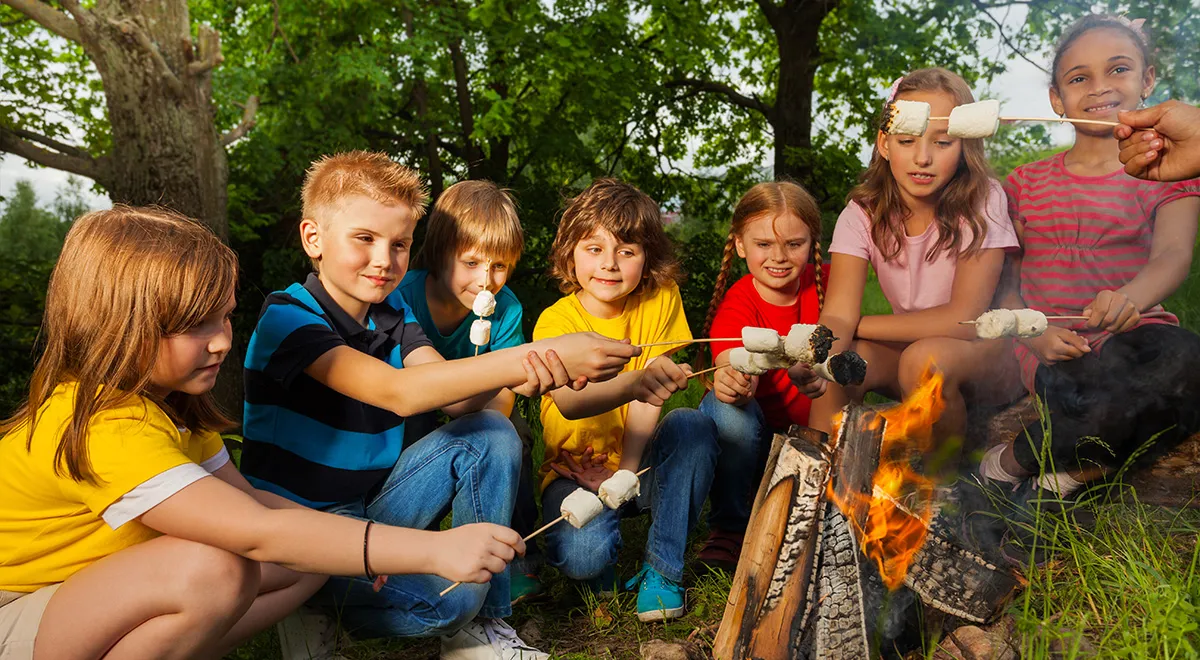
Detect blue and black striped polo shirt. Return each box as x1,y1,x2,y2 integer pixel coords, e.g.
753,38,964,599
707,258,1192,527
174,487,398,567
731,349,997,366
240,274,432,508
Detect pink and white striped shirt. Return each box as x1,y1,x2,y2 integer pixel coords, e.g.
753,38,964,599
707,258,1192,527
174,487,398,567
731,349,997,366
1005,152,1200,390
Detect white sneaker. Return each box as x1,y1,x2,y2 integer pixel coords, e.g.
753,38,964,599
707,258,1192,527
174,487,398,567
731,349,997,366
440,618,550,660
277,606,347,660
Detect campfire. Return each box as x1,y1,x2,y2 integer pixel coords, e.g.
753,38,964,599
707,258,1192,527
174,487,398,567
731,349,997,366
713,365,1022,660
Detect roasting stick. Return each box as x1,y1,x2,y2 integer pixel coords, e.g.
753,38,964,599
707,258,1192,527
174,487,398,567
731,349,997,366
687,364,722,380
929,115,1118,128
439,467,653,597
959,315,1088,325
635,337,739,348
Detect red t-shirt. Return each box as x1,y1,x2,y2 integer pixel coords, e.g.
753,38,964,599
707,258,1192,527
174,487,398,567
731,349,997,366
709,265,827,430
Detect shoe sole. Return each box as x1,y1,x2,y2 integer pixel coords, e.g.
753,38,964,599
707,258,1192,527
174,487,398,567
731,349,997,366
636,605,685,622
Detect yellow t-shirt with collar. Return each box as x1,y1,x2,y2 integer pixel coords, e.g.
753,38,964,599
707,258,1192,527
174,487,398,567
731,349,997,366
0,383,225,592
533,282,691,491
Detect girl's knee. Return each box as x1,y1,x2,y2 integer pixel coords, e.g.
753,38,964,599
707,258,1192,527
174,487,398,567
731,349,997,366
171,541,259,612
700,392,763,446
657,409,718,454
546,526,619,581
899,339,954,390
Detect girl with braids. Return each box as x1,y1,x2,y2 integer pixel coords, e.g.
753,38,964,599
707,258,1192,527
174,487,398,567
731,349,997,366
695,181,829,570
802,67,1020,456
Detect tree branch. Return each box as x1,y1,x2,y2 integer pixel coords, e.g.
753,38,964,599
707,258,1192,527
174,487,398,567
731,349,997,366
187,24,223,76
0,0,81,42
0,127,105,182
8,127,89,158
220,96,259,147
967,0,1048,73
109,17,185,96
267,0,300,64
663,78,773,118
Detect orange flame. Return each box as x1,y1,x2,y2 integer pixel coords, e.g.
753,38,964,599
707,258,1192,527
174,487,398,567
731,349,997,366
829,362,944,590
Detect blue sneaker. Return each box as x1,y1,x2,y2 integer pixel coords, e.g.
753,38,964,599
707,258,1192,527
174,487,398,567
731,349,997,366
585,565,618,599
625,565,685,622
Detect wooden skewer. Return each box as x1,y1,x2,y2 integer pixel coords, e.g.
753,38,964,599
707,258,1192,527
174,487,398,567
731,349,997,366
929,115,1119,128
439,467,652,597
687,364,722,380
635,337,739,349
959,315,1088,325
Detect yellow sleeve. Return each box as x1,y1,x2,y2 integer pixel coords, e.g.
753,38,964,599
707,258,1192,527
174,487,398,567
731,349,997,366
194,429,226,464
533,298,579,341
643,283,693,362
59,407,197,516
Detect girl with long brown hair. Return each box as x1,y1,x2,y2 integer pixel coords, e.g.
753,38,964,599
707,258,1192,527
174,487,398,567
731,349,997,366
0,206,530,659
804,68,1020,451
693,180,828,570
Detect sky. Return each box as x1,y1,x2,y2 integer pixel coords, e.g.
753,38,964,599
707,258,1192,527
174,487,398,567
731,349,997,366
0,6,1075,212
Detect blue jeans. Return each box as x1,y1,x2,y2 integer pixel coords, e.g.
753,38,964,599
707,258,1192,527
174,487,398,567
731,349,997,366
699,391,772,534
541,408,718,583
313,410,521,638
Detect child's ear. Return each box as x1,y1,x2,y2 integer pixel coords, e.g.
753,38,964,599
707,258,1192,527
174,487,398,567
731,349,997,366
734,234,747,259
1048,85,1066,117
299,217,323,261
875,131,891,161
1141,65,1156,101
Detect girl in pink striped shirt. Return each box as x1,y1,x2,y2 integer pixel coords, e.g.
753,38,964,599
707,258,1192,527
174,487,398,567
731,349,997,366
981,15,1200,503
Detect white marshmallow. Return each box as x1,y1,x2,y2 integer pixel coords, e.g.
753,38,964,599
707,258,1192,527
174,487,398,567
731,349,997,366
948,100,1001,139
742,327,784,354
1013,309,1048,338
728,347,768,375
598,469,640,509
469,319,492,346
885,100,932,136
751,351,794,371
812,358,834,382
784,324,821,364
561,488,605,528
974,309,1018,340
472,290,497,317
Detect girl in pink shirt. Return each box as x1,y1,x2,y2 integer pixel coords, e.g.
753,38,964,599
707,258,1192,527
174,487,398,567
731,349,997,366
805,68,1021,452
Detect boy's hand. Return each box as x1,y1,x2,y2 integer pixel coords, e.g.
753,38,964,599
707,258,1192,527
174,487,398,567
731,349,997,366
788,362,828,398
634,355,692,406
538,333,641,383
511,350,587,397
431,523,526,584
714,366,757,405
1022,326,1091,365
550,447,613,492
1083,290,1140,334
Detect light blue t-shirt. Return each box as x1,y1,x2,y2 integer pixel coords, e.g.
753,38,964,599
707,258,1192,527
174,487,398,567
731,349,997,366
394,269,525,360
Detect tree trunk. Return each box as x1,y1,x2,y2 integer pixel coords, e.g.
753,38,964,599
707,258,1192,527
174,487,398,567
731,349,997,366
769,3,827,188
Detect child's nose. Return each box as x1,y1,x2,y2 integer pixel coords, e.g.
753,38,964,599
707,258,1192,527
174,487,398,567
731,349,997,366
914,141,933,165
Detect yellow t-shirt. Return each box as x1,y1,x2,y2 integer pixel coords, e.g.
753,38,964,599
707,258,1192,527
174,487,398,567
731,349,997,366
0,383,225,592
533,282,691,490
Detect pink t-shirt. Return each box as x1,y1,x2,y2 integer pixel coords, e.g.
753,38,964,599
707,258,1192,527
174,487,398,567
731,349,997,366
829,179,1018,314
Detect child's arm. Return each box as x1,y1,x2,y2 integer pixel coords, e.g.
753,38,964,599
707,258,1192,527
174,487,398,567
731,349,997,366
1087,197,1200,331
140,475,522,584
547,355,690,420
305,333,637,419
818,253,869,355
212,461,307,511
855,248,1005,342
617,400,662,472
402,345,504,416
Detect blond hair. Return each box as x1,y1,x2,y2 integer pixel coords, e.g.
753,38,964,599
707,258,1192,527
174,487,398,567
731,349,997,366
412,180,523,274
853,68,995,262
301,151,429,270
548,179,681,296
0,206,237,484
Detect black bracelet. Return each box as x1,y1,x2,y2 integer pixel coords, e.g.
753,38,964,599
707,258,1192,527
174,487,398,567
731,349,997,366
363,520,376,580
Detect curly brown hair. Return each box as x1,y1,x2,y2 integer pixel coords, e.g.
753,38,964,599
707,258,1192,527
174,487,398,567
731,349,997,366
548,179,682,295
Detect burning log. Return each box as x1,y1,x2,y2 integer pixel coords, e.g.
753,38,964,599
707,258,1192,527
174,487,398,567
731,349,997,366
903,515,1023,624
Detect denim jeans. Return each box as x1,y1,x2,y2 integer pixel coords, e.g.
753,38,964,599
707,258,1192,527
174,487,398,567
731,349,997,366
541,408,718,583
699,391,773,535
313,409,521,638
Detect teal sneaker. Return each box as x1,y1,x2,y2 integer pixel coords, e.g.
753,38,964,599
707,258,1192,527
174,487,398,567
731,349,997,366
625,565,685,622
585,565,618,599
510,572,545,605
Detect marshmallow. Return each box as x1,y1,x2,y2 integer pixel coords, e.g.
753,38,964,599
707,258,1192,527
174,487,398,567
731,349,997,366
728,347,768,375
883,100,932,136
974,309,1018,340
784,324,835,366
470,319,492,346
472,290,497,317
598,469,640,509
751,351,794,371
561,488,605,528
1013,309,1048,338
812,351,868,387
948,100,1001,139
742,327,784,354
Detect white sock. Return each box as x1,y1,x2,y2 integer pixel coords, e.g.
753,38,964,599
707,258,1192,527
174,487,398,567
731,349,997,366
979,445,1022,485
1035,471,1085,498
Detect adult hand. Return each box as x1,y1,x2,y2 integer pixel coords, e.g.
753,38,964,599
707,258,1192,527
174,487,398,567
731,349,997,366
550,447,614,492
1083,290,1140,334
1116,101,1200,182
431,523,525,584
713,365,757,405
1022,326,1091,366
